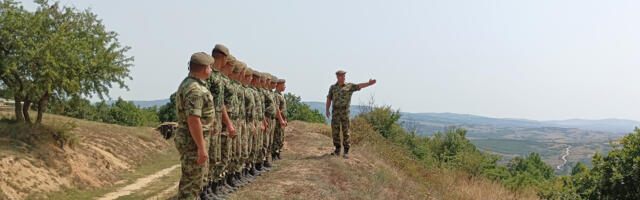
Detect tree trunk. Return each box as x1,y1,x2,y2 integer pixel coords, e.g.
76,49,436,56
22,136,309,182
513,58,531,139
36,92,50,124
14,95,24,121
23,100,32,123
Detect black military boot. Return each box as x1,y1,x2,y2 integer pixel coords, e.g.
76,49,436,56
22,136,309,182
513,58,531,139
226,174,239,189
233,172,245,186
343,147,350,159
216,179,231,196
276,152,282,160
264,159,276,169
250,165,260,176
243,169,253,183
331,147,341,156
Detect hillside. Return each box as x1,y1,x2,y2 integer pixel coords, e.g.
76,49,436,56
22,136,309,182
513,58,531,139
0,113,537,200
0,111,176,200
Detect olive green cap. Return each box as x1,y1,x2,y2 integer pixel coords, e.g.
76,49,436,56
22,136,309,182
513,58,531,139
232,61,246,73
259,73,267,81
225,55,237,66
244,68,254,76
190,52,214,66
335,70,346,75
270,75,278,83
252,71,262,78
276,79,286,84
213,44,229,56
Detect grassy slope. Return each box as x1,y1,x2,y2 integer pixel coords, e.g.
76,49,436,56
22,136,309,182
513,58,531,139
229,120,539,200
0,111,176,200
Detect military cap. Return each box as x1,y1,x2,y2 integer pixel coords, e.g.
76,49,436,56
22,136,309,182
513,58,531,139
270,75,278,83
335,70,346,75
213,44,229,56
276,79,286,84
264,73,273,80
252,71,262,78
226,55,237,66
244,68,254,76
190,52,214,66
232,61,246,73
258,73,267,81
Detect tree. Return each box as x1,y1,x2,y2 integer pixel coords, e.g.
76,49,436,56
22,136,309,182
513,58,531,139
0,0,133,124
284,93,325,123
158,93,177,122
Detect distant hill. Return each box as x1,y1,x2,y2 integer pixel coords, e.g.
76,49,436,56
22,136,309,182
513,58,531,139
302,101,640,134
104,99,170,108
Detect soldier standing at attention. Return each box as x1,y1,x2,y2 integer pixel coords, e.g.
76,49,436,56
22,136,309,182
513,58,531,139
219,56,239,191
175,52,215,199
250,71,266,173
273,79,287,160
261,74,276,169
326,70,376,158
203,45,234,198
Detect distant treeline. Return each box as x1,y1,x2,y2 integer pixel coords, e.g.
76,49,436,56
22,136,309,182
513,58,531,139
48,96,159,127
356,105,640,199
47,92,325,128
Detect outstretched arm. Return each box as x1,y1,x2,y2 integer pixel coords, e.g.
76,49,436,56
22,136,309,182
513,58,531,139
357,79,377,89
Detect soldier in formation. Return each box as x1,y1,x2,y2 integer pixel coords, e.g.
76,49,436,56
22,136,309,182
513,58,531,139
175,45,288,200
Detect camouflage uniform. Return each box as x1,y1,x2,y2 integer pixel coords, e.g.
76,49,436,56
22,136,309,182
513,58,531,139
206,68,226,183
243,86,256,167
175,75,215,200
273,91,286,154
236,81,247,173
221,75,237,178
228,80,244,173
251,86,264,163
262,88,276,158
327,83,360,150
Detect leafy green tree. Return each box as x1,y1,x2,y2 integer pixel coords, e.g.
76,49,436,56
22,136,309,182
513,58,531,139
158,93,177,122
0,0,132,124
586,128,640,199
284,93,325,123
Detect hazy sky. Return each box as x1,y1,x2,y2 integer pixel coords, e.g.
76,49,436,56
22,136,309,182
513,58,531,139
21,0,640,121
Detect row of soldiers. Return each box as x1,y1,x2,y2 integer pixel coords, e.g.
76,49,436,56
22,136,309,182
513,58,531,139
173,44,288,200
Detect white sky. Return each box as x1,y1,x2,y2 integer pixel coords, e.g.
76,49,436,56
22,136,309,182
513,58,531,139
21,0,640,121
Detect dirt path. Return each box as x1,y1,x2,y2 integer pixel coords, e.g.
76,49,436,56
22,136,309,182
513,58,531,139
228,124,428,200
96,164,179,200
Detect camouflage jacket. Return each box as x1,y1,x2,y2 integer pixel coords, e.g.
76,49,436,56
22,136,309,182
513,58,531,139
276,91,287,120
243,85,256,123
327,82,360,111
206,69,227,118
175,75,215,132
252,87,264,121
262,88,276,119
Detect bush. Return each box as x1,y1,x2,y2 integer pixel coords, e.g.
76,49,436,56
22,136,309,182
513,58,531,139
285,93,325,123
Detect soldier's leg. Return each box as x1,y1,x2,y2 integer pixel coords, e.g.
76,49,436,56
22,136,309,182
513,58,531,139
342,116,351,151
269,118,277,157
220,132,231,178
176,132,208,200
331,114,342,150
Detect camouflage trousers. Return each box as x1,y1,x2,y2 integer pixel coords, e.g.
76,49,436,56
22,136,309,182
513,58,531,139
175,129,210,200
237,120,249,172
245,121,255,167
252,122,263,163
273,122,284,154
331,109,351,150
262,118,274,160
208,116,222,182
229,119,244,173
219,131,232,179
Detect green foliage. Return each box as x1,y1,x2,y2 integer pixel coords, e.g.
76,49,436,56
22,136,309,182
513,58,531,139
358,105,401,138
48,97,160,127
0,0,133,123
284,93,325,123
158,93,176,122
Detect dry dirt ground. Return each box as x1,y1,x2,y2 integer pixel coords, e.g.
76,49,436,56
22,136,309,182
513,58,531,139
0,112,174,200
